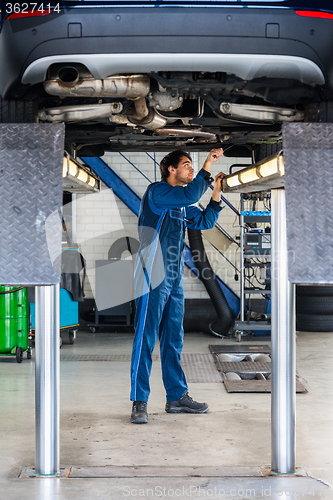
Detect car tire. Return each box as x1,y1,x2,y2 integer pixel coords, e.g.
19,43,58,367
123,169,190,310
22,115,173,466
296,285,333,297
296,313,333,333
303,101,333,123
0,98,37,123
296,295,333,315
255,141,283,162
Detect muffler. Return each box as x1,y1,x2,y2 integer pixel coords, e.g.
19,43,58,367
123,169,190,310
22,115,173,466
44,69,150,98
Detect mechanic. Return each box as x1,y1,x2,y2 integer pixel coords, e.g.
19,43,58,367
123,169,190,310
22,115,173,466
130,148,224,424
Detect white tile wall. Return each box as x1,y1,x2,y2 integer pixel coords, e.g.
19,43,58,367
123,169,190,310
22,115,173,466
76,151,253,301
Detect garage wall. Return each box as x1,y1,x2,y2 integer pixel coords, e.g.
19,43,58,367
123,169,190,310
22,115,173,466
76,151,247,301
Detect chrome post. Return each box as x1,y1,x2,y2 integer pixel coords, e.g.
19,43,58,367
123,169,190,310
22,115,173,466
240,194,245,322
35,284,60,475
271,189,296,474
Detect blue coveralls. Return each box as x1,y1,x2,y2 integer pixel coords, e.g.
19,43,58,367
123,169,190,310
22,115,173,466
130,168,223,403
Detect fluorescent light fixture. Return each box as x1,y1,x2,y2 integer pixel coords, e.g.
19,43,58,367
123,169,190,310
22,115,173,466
63,153,100,193
226,176,242,188
87,176,96,188
76,169,89,183
223,153,284,193
239,168,260,184
259,156,285,177
68,159,78,177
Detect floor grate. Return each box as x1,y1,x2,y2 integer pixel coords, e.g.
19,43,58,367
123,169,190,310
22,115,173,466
217,361,272,374
59,352,219,383
181,353,221,383
209,345,308,393
60,354,159,362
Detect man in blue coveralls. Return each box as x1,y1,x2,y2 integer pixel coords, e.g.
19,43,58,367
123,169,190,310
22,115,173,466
131,148,224,424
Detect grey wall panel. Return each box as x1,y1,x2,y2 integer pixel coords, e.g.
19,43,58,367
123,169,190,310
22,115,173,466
283,123,333,284
0,124,65,284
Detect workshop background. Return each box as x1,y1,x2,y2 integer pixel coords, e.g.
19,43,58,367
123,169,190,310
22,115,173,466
76,152,249,304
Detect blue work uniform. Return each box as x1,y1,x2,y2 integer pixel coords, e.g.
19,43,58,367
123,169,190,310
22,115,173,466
130,168,223,403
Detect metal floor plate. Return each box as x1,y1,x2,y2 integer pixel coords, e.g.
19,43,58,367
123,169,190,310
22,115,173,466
19,467,330,498
181,353,221,383
209,345,271,355
60,353,219,383
224,379,308,394
19,464,310,478
209,345,307,394
60,354,159,362
217,361,272,374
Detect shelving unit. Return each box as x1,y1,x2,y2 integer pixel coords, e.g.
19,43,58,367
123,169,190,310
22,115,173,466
234,194,272,341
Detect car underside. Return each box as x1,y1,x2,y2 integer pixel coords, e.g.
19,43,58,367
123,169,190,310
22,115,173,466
1,1,333,156
36,66,320,156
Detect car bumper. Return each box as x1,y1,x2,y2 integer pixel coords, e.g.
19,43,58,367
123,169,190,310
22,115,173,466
1,6,333,98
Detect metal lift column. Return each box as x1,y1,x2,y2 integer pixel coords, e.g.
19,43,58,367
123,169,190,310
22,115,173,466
271,188,296,474
0,124,65,476
35,284,60,475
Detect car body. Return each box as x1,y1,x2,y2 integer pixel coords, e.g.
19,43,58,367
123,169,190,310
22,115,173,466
1,0,333,155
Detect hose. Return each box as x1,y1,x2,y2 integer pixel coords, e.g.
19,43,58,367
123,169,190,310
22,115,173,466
183,318,214,335
108,236,140,260
187,228,235,337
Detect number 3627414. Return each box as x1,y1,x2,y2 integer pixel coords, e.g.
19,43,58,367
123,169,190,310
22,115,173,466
6,3,61,14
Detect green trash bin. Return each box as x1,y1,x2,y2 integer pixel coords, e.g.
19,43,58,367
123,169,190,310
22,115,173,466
17,288,30,355
0,286,31,362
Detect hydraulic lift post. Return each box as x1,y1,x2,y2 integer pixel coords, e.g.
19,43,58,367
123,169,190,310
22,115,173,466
271,188,296,474
35,284,60,475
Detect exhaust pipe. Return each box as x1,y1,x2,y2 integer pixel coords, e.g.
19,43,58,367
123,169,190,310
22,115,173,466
128,108,167,130
57,66,80,87
44,70,150,98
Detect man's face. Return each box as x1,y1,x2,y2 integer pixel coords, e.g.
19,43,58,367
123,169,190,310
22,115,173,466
172,156,194,185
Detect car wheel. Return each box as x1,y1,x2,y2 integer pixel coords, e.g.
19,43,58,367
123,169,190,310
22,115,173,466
0,98,37,123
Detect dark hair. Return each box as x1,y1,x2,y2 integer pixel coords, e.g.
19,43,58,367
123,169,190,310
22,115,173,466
159,150,192,180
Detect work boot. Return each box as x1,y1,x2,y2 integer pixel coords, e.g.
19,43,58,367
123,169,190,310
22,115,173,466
131,401,148,424
165,392,209,414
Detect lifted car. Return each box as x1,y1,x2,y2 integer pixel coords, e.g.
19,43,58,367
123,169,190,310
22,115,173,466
1,0,333,156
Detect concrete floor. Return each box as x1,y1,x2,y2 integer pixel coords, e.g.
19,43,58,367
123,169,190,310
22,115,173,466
0,329,332,499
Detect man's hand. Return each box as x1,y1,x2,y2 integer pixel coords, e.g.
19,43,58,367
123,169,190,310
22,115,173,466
209,148,224,163
203,148,224,172
211,172,226,202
